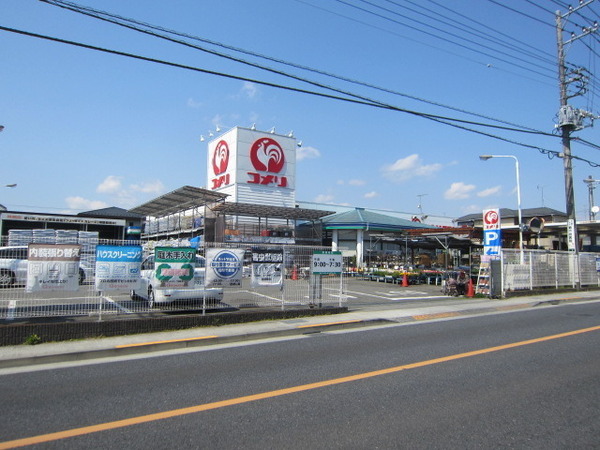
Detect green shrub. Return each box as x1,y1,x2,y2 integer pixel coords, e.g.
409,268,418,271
24,334,42,345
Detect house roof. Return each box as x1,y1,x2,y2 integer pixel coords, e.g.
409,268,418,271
456,207,566,223
320,208,432,231
79,206,144,220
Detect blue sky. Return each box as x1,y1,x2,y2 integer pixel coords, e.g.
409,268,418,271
2,0,600,223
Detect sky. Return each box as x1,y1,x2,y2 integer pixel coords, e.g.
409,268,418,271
2,0,600,225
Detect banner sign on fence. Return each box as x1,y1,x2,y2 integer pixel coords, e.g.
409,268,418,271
567,219,576,251
251,248,283,287
154,247,196,289
26,244,82,292
206,248,245,287
483,208,501,256
95,245,142,291
311,251,343,274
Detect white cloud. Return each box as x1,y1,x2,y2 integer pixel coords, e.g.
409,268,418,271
337,179,366,186
444,182,476,200
92,177,166,209
297,146,321,161
187,98,202,108
349,179,366,186
130,180,165,194
315,194,334,203
387,153,420,171
382,154,442,182
65,196,108,211
461,204,481,214
241,82,258,99
415,163,443,177
364,191,378,198
477,185,501,197
96,176,122,194
211,114,224,128
248,112,259,124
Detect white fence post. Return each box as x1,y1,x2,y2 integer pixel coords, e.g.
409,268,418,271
529,250,533,290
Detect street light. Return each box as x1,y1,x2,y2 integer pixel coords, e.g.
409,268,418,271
479,154,524,263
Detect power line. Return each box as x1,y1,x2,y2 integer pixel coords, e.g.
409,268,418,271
387,0,556,68
40,0,552,134
296,0,557,89
3,24,586,165
334,0,556,80
10,4,600,167
422,0,556,65
487,0,556,28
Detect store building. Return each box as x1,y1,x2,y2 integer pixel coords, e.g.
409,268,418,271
0,207,143,243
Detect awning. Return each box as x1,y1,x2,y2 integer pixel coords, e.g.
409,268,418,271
129,186,228,217
210,202,334,221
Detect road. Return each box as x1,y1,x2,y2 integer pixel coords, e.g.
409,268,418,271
0,301,598,449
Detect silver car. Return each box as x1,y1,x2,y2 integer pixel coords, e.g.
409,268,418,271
130,254,224,308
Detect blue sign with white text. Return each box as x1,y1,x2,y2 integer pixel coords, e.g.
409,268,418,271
95,245,142,291
483,229,501,255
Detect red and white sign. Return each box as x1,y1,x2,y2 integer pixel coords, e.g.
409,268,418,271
483,209,500,230
210,140,231,189
483,208,501,256
247,137,287,187
207,127,296,193
206,127,296,208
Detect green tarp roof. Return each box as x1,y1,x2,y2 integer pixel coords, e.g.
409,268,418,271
320,208,432,231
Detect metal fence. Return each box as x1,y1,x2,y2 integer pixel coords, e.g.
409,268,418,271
0,236,346,320
500,248,600,294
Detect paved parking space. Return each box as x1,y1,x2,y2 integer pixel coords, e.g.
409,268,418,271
343,278,456,311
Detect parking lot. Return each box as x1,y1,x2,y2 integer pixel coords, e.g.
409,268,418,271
341,277,461,312
0,274,462,321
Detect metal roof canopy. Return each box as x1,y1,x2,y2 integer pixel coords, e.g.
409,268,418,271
129,186,228,217
211,202,334,221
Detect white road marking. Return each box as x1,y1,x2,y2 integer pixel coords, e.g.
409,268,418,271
346,289,447,301
102,296,132,314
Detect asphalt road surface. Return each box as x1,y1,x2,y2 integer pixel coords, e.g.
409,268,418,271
0,301,598,449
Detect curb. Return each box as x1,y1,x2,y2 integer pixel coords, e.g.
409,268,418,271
0,318,393,369
2,295,598,370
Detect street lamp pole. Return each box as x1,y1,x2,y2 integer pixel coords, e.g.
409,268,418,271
480,154,524,263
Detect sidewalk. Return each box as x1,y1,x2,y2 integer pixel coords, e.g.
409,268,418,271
1,290,599,369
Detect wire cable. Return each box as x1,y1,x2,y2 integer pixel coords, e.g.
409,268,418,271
3,24,587,166
39,0,553,135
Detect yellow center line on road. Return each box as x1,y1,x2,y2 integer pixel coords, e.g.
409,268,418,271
412,312,461,320
297,319,362,328
495,304,531,312
2,324,599,449
115,336,219,348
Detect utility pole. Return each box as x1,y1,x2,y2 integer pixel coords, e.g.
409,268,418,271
583,175,600,220
555,2,598,254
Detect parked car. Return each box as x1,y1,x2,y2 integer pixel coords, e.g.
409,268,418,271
130,254,224,308
0,245,93,287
